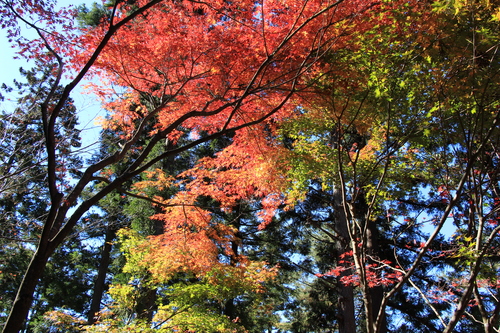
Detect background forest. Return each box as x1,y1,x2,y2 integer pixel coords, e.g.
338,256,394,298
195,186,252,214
1,0,500,332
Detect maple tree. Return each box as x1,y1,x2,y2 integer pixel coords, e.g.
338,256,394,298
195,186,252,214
78,226,278,332
149,0,500,332
281,2,500,332
0,0,386,332
283,1,500,332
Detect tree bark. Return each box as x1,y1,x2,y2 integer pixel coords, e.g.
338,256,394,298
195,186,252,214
333,188,356,333
2,246,52,333
87,227,117,324
366,220,387,333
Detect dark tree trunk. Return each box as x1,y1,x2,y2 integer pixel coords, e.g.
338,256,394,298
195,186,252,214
87,227,117,324
3,246,52,333
333,188,356,333
366,220,387,333
223,206,242,321
136,289,157,322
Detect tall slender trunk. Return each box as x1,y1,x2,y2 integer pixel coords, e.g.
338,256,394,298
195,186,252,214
224,205,242,321
88,227,117,324
135,218,165,322
333,188,356,333
366,220,387,333
336,280,356,333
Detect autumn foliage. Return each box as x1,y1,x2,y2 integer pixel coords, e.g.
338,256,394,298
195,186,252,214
77,1,500,331
2,0,500,332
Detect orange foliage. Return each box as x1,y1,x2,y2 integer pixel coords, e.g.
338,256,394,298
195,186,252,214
77,0,384,136
82,0,420,286
176,126,290,227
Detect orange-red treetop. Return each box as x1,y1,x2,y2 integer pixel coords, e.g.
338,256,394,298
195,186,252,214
79,0,413,270
77,0,383,137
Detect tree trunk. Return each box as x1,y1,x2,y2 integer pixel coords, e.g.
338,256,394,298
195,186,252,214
336,281,356,333
136,289,157,322
224,206,242,321
2,246,51,333
366,220,387,333
333,188,356,333
87,227,117,324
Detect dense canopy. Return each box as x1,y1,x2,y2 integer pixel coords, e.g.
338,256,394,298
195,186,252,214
1,0,500,332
